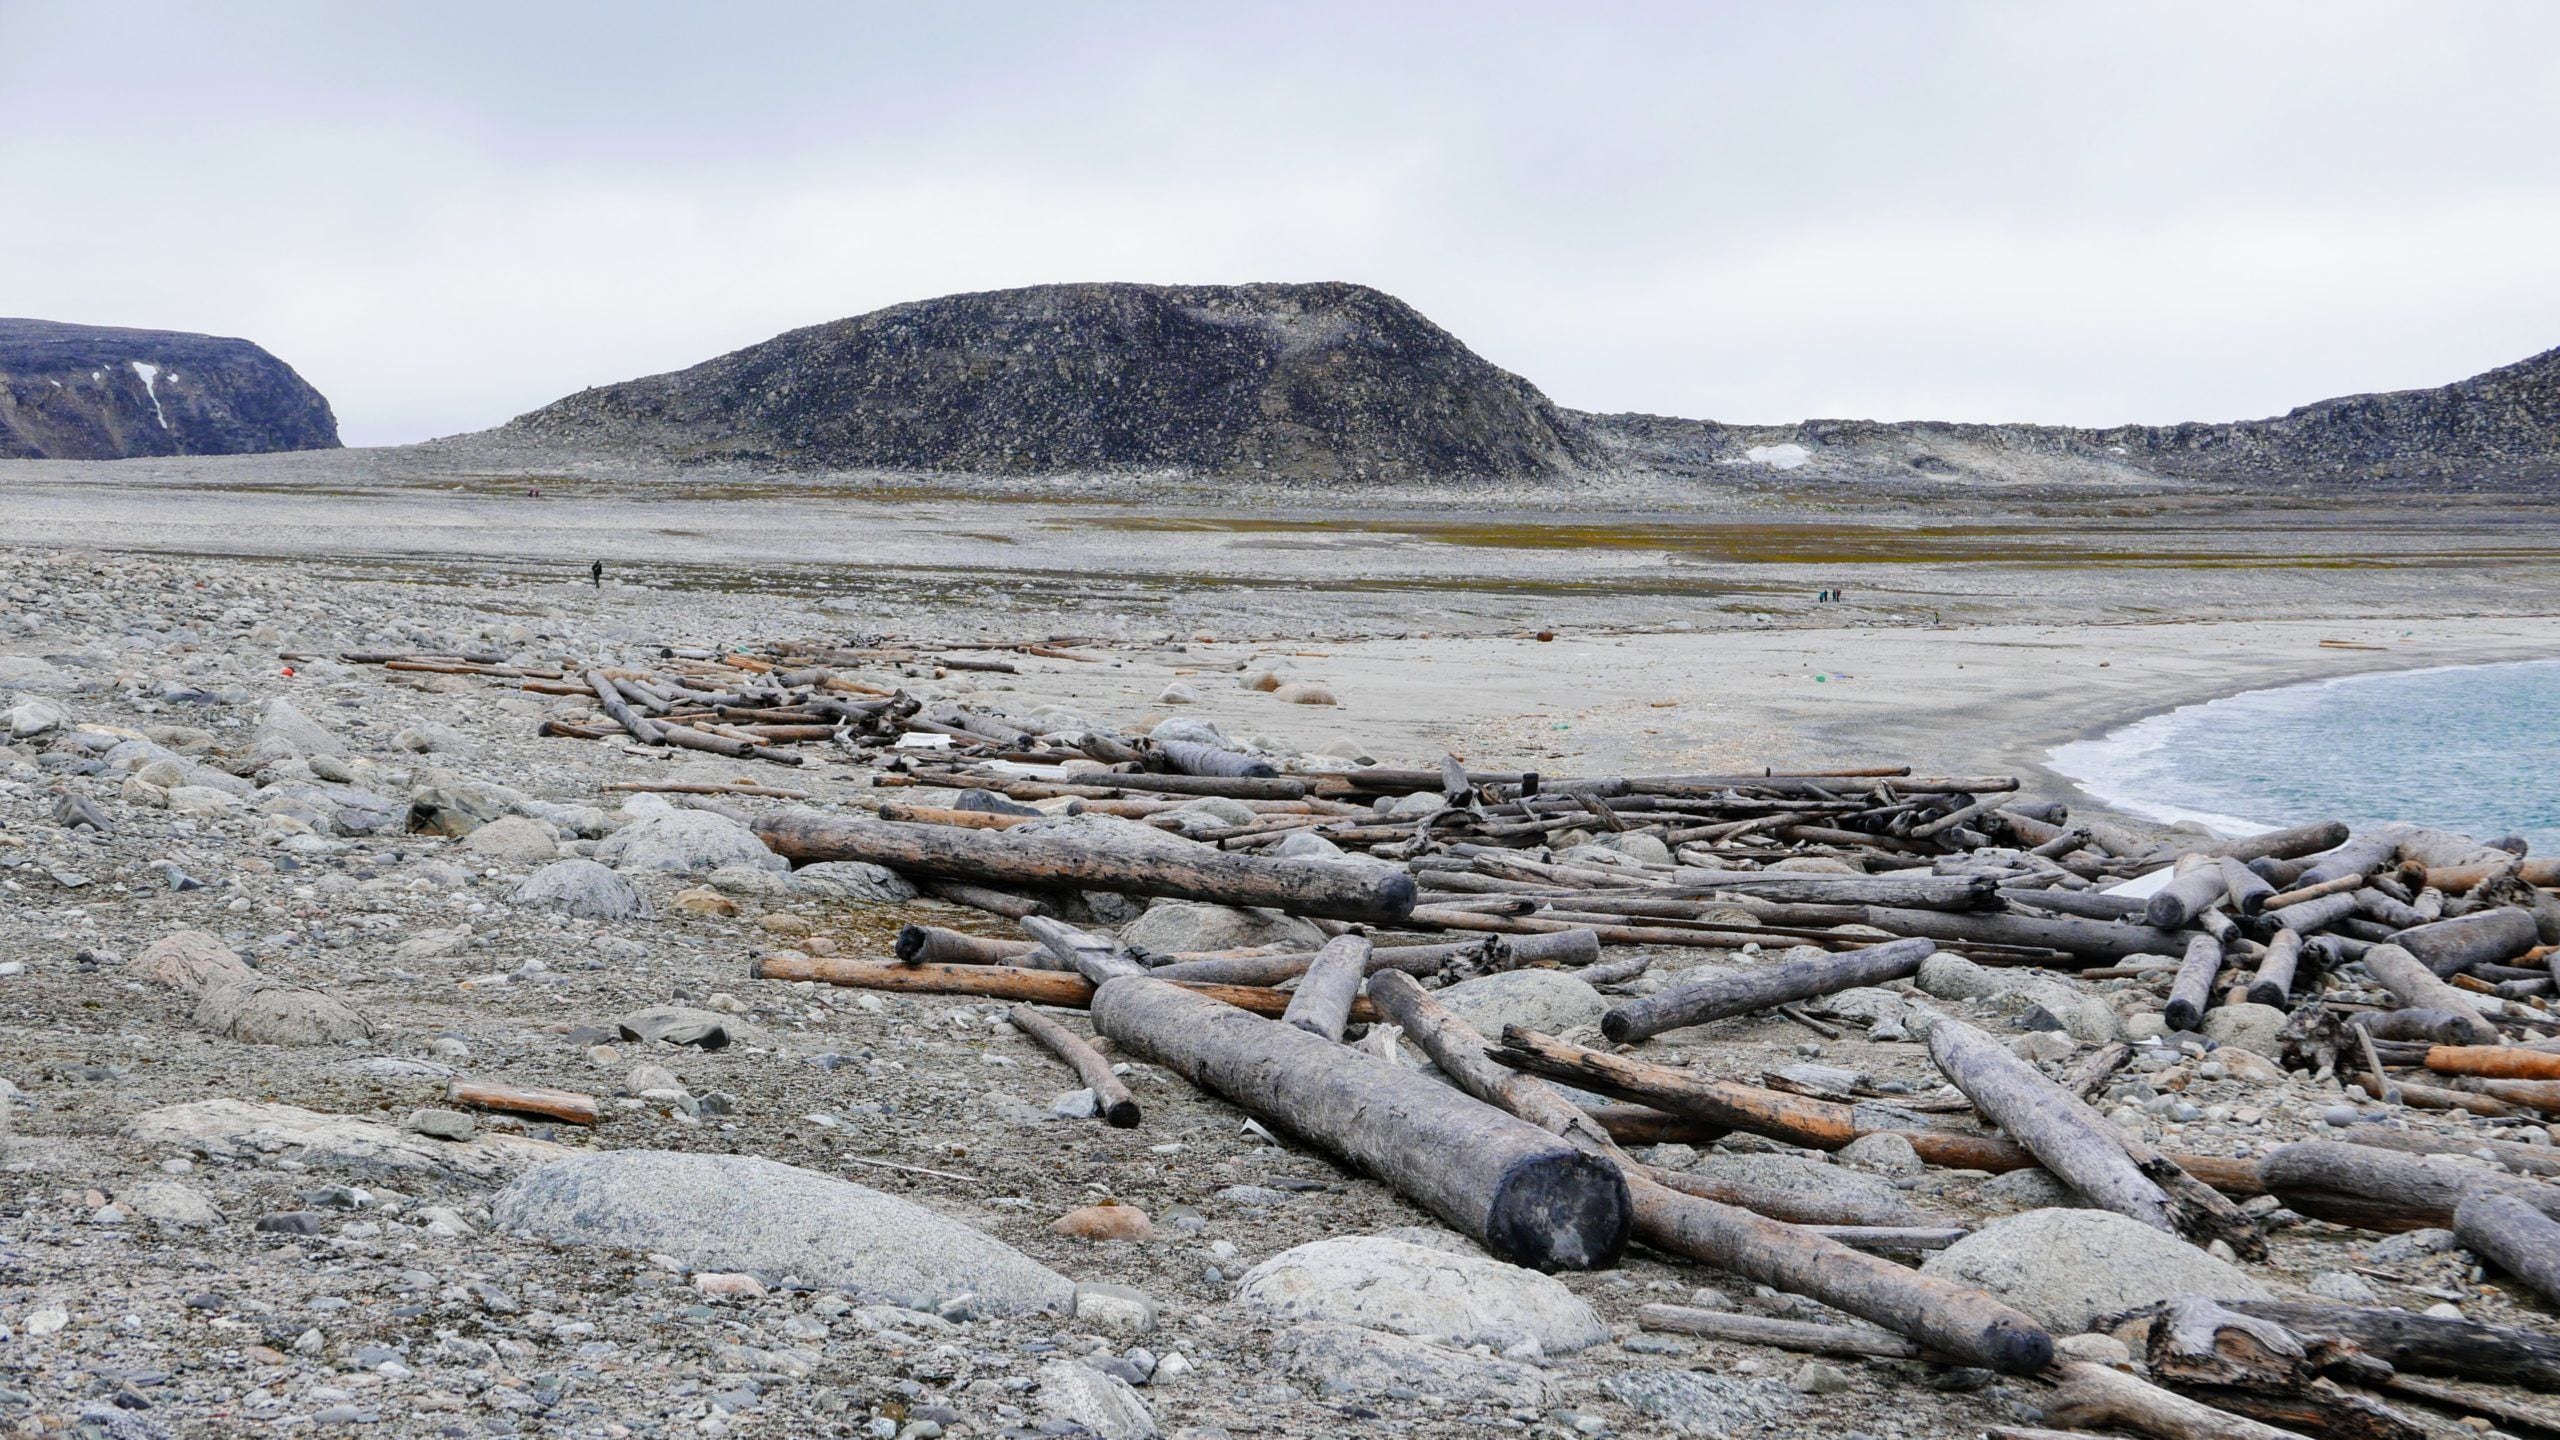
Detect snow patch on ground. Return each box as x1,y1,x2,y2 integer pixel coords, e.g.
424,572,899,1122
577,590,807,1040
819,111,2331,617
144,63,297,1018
131,361,171,429
1745,443,1810,470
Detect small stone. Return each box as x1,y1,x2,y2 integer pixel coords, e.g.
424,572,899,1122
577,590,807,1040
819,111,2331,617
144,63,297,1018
674,888,739,916
1073,1283,1159,1335
2370,1228,2458,1263
406,1108,477,1141
1837,1132,1923,1177
2307,1270,2379,1303
694,1272,769,1298
2055,1332,2133,1367
1787,1361,1853,1395
1272,681,1337,706
1053,1203,1153,1241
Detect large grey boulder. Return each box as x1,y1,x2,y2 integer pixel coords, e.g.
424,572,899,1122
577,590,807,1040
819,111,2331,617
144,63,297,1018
511,859,650,920
1235,1234,1606,1354
135,930,255,994
1920,1207,2270,1331
1270,1322,1555,1405
596,810,784,875
788,861,919,904
196,976,373,1046
1118,900,1326,954
492,1150,1074,1316
253,699,346,758
1431,970,1607,1040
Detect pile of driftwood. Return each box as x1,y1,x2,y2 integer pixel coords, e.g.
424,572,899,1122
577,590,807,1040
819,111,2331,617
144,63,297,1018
372,640,2560,1436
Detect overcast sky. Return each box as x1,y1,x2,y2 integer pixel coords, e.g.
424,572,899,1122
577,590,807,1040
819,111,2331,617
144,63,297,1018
7,2,2558,446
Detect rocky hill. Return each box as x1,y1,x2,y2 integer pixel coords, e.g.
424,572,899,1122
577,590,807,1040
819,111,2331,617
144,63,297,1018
0,319,340,461
499,280,2559,491
504,282,1597,483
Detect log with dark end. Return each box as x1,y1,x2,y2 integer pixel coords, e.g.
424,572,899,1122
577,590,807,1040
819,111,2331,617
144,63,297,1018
1364,970,2055,1376
1279,934,1372,1040
1600,937,1934,1043
2454,1191,2560,1306
2246,929,2304,1007
896,925,1043,966
2219,856,2278,915
1007,1004,1141,1126
2164,932,2224,1033
1089,976,1631,1270
2147,855,2231,929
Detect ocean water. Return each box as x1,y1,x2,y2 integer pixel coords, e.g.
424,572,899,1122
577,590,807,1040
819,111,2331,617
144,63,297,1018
2049,657,2560,851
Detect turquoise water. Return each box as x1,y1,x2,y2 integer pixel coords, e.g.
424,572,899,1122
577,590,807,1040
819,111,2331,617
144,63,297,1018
2050,657,2560,851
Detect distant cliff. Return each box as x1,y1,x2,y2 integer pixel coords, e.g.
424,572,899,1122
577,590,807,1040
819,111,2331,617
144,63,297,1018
504,282,1596,483
0,320,340,460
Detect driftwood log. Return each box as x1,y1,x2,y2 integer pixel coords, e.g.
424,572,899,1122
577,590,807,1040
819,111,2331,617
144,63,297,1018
1364,970,2055,1375
1858,906,2189,962
753,954,1379,1023
2259,1139,2560,1232
2163,933,2224,1032
2224,1299,2560,1389
2246,929,2304,1007
2134,1297,2426,1440
1600,938,1934,1043
447,1080,600,1126
2393,907,2539,977
1635,1304,1924,1359
753,809,1416,922
1279,934,1371,1040
1006,1005,1140,1127
2358,944,2501,1044
1089,976,1631,1270
2041,1360,2310,1440
2454,1191,2560,1307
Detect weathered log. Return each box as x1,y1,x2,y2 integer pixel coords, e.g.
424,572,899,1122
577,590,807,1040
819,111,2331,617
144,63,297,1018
2164,933,2225,1032
1859,906,2190,961
2423,1043,2560,1081
2295,828,2406,887
1672,871,2000,911
2136,1296,2427,1440
2259,872,2370,912
586,668,662,743
1644,1166,1925,1228
1006,1005,1139,1126
753,954,1376,1021
1090,976,1630,1269
2224,1299,2560,1389
1365,971,2054,1375
2346,1008,2485,1046
2042,1360,2311,1440
2260,1139,2560,1232
895,925,1043,966
1280,935,1371,1040
2393,908,2539,977
2455,1191,2560,1306
2338,1126,2560,1179
2358,944,2501,1044
753,809,1415,922
2148,855,2232,929
1635,1304,1924,1359
1155,738,1278,779
2004,888,2154,922
2246,929,2304,1007
916,878,1056,920
1021,915,1148,983
1926,1016,2180,1235
1586,1105,1725,1147
2219,857,2277,915
447,1079,599,1126
2423,856,2560,892
2264,890,2362,936
1600,937,1935,1043
2159,820,2353,867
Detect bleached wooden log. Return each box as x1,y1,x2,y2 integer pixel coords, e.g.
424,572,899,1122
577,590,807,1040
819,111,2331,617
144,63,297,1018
2391,907,2538,977
2164,933,2225,1032
2454,1192,2560,1306
1089,976,1631,1270
1280,934,1371,1040
1600,937,1934,1043
1007,1005,1140,1126
2358,944,2501,1045
1926,1017,2180,1234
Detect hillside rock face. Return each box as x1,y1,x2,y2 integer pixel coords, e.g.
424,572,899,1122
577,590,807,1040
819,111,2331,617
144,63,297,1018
506,282,1596,483
0,319,340,461
1588,345,2560,492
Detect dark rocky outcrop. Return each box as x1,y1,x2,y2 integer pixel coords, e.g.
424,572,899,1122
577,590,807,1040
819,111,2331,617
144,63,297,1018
499,279,2558,491
505,282,1596,483
0,319,339,460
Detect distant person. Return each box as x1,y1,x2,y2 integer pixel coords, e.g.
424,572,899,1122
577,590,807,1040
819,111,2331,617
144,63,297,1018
590,560,603,590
